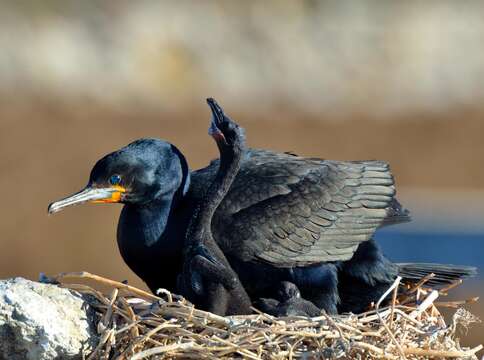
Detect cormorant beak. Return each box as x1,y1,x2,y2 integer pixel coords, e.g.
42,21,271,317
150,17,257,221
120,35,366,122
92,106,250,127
208,120,226,144
207,98,227,144
47,185,126,214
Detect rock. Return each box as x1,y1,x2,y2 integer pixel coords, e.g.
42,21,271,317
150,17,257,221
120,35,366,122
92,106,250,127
0,277,96,360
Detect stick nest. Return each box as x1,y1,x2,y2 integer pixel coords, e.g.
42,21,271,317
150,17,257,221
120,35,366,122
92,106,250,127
48,272,481,359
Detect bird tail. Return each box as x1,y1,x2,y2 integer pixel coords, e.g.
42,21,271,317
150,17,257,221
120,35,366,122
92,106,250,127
397,263,477,288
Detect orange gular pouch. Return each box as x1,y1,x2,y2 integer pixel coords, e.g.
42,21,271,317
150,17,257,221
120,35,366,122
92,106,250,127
91,185,126,203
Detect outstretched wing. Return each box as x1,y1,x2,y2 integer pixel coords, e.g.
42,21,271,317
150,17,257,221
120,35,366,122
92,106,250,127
190,149,403,268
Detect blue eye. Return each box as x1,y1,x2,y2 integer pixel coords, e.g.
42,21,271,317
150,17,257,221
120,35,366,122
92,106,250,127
109,175,121,186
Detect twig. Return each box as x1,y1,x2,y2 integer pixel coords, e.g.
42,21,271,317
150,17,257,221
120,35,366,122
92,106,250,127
50,271,481,360
389,275,399,329
130,342,198,360
402,344,483,358
409,290,438,319
375,276,406,359
439,279,463,295
406,273,435,294
54,271,159,301
435,297,479,308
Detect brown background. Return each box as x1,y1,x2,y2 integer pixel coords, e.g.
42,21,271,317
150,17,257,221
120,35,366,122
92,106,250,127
0,0,483,350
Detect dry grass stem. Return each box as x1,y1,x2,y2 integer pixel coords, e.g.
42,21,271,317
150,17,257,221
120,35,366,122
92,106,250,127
50,272,480,359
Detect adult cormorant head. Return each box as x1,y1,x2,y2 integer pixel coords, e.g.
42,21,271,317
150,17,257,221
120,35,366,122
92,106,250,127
48,138,189,214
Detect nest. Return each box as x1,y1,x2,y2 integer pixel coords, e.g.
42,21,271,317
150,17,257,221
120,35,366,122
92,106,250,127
49,272,481,359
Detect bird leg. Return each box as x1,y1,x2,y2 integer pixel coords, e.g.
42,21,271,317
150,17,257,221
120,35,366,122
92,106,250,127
178,241,252,315
188,246,239,295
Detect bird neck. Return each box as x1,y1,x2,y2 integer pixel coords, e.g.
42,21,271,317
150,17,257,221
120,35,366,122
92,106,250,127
195,145,243,231
119,193,179,249
119,148,191,249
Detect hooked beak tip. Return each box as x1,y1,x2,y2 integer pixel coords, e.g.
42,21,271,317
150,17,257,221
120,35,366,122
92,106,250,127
47,203,60,215
207,97,228,144
47,186,125,215
206,97,225,120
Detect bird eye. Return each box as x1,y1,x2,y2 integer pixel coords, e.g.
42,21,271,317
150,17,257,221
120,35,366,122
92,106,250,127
109,174,121,186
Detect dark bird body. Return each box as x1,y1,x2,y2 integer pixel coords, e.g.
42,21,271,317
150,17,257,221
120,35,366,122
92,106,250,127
256,281,321,317
114,146,405,311
48,100,477,314
177,98,252,315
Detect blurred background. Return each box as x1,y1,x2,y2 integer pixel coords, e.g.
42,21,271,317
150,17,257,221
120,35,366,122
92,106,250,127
0,0,483,349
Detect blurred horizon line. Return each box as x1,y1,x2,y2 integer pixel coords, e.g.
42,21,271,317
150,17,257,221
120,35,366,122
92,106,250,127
386,187,484,234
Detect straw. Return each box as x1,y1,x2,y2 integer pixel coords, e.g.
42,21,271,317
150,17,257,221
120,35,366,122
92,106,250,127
51,271,481,359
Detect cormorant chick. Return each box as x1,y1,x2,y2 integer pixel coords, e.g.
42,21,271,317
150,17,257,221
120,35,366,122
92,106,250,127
48,99,476,315
256,282,320,317
177,98,252,315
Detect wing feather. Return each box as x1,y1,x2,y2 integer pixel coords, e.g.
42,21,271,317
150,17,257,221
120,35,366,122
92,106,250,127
190,149,404,267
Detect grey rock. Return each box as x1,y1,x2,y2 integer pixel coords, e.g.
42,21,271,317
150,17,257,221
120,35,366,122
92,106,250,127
0,277,96,360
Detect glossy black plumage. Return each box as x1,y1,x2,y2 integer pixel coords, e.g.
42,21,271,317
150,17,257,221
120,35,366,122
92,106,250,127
48,99,476,315
183,148,411,311
190,150,405,266
255,282,321,317
177,98,252,315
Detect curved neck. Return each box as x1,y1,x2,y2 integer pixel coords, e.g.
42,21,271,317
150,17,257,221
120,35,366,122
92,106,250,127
196,142,243,231
119,147,191,248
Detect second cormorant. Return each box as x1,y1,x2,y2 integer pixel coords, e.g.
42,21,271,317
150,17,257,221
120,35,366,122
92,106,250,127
48,99,476,314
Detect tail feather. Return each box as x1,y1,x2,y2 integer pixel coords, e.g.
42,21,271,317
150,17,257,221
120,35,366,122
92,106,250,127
397,263,477,288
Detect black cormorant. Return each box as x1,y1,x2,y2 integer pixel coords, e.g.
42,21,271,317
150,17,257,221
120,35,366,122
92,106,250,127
256,281,321,317
48,99,476,314
177,98,252,315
